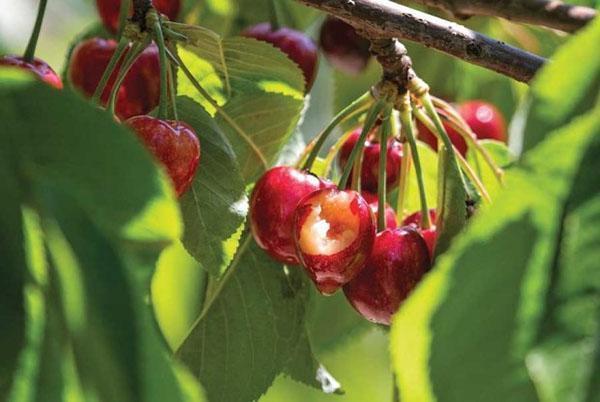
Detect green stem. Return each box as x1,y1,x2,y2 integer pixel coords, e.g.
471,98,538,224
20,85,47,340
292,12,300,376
269,0,281,30
303,92,372,171
398,94,431,229
117,0,131,39
168,61,179,121
339,98,386,190
323,129,354,177
92,38,129,104
396,134,411,221
377,106,392,232
23,0,48,61
154,19,169,120
107,40,148,115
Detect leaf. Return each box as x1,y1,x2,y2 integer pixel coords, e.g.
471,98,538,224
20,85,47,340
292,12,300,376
517,16,600,152
176,238,312,402
390,108,600,402
173,24,306,181
177,97,247,275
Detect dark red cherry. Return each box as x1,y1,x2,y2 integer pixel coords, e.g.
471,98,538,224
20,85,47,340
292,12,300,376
417,100,506,156
0,55,63,89
338,128,403,193
96,0,181,33
242,23,318,92
319,16,371,75
403,209,437,257
126,116,200,196
293,188,375,295
361,192,397,230
69,38,160,121
250,167,334,265
343,227,430,325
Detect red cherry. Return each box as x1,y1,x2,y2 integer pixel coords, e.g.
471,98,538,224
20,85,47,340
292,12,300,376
242,23,318,92
293,188,375,295
343,227,430,325
250,167,334,265
402,209,437,257
69,38,160,121
0,55,63,89
338,128,403,193
319,17,371,75
361,192,397,230
126,116,200,196
417,100,506,156
96,0,181,33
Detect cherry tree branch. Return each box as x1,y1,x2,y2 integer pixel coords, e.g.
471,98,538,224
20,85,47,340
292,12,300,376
297,0,546,83
412,0,596,33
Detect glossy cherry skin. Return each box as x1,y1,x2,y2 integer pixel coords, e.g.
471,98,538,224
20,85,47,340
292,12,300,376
250,167,334,265
242,23,318,92
417,100,506,156
338,128,403,193
361,192,397,230
96,0,181,33
319,16,371,75
403,209,437,257
294,188,376,295
343,227,430,325
69,38,160,121
126,116,200,197
0,55,63,89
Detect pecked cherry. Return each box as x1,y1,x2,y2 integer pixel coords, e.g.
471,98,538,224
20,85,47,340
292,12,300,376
361,192,397,230
417,100,506,156
250,167,334,265
0,55,63,89
343,226,430,325
69,37,160,121
96,0,181,33
242,23,318,92
338,128,403,193
126,115,200,197
293,188,375,295
319,16,371,75
403,209,437,257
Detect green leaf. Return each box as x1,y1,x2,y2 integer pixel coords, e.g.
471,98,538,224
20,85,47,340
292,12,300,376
518,16,600,152
177,97,247,275
390,108,600,402
176,238,312,402
173,24,306,181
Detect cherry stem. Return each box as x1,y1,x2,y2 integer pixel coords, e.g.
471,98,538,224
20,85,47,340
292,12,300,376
395,134,412,221
323,129,354,177
303,91,372,171
117,0,131,39
107,40,148,115
398,93,431,229
168,61,179,120
413,107,491,203
431,96,504,184
23,0,48,62
376,105,392,232
269,0,282,31
339,98,386,190
153,18,169,120
92,38,129,104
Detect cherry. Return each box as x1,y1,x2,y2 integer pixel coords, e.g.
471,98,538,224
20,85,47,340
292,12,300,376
242,23,318,92
0,55,63,89
69,38,160,121
417,100,506,156
126,116,200,197
96,0,181,33
343,227,430,325
250,167,334,265
319,16,371,75
361,192,397,230
338,128,403,193
402,209,437,257
293,188,375,295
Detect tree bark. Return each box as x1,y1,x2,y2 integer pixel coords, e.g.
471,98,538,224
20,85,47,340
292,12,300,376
297,0,546,83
